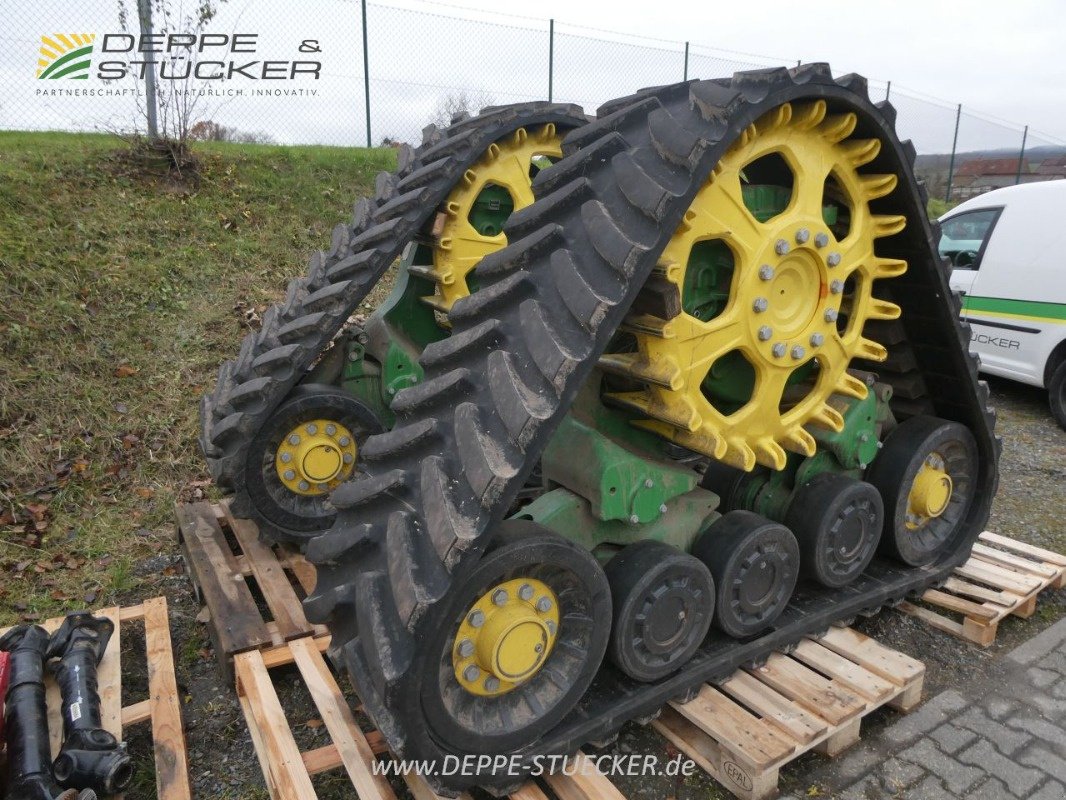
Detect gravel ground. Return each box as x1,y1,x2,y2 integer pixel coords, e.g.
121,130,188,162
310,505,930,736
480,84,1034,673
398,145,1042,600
119,376,1065,800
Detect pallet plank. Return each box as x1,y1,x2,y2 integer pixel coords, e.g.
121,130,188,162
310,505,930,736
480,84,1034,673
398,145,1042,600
979,531,1066,566
746,654,864,726
819,627,925,686
288,637,397,800
543,752,627,800
237,649,318,800
940,576,1017,607
177,502,273,654
955,558,1043,595
919,589,1001,622
672,685,795,769
719,671,827,744
144,597,193,800
790,639,895,703
972,543,1059,579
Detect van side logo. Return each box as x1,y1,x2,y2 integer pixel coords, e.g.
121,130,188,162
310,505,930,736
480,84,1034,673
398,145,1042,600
37,34,96,80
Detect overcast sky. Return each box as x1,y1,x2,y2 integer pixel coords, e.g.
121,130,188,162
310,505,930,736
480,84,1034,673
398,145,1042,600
4,0,1063,151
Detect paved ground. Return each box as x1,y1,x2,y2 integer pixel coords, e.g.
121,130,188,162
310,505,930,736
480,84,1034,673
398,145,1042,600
785,616,1066,799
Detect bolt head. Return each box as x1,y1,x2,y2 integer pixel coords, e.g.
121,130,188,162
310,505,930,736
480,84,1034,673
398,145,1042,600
830,279,844,294
468,610,485,628
492,589,509,606
771,342,787,358
753,297,769,313
795,228,810,244
827,252,842,267
298,480,310,491
457,639,474,658
791,345,806,360
659,504,668,514
809,332,825,347
759,264,775,281
536,597,553,613
644,478,654,488
824,308,839,322
306,424,318,435
288,434,301,446
859,432,870,442
534,643,544,653
629,514,640,524
283,469,296,481
758,325,773,341
484,676,501,692
774,238,790,255
463,665,480,682
815,232,830,248
280,452,292,463
518,583,534,601
338,436,351,447
325,424,337,436
343,453,354,464
546,620,558,635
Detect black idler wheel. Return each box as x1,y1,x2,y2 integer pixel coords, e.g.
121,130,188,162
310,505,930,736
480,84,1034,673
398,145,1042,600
604,540,715,682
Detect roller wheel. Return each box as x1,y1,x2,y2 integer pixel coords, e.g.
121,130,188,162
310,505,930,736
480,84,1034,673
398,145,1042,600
865,415,978,567
786,473,884,588
244,384,383,540
604,540,714,682
421,520,611,753
691,511,799,638
1049,360,1066,431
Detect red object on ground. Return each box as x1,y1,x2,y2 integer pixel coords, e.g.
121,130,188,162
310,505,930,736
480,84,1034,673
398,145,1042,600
0,649,9,749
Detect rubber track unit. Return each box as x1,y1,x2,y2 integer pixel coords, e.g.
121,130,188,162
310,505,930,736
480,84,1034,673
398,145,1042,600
305,65,999,795
198,103,588,535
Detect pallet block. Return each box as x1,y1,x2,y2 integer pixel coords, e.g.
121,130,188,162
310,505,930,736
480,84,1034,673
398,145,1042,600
0,597,191,799
898,531,1066,646
176,500,327,679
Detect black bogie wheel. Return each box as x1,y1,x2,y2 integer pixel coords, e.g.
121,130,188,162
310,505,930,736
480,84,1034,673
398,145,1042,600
604,540,714,682
1049,360,1066,431
244,384,383,539
865,415,979,567
691,511,800,638
420,520,611,754
786,474,884,589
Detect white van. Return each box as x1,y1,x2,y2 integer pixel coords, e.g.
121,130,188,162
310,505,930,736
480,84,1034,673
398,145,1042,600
940,179,1066,429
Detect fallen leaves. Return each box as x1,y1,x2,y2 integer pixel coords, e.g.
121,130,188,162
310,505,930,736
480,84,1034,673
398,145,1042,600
113,364,138,378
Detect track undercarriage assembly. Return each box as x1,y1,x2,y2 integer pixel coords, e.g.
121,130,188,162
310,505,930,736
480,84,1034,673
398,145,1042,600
202,65,997,796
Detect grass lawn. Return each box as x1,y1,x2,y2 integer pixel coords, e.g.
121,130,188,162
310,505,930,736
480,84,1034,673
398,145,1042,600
0,131,396,624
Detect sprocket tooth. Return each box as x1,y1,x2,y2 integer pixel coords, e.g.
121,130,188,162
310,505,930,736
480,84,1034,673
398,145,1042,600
756,102,792,133
754,437,788,471
841,138,882,168
873,214,907,238
597,352,682,389
869,299,903,320
836,373,870,399
818,112,858,143
724,438,758,471
859,174,898,199
667,425,727,461
809,403,845,432
790,99,828,131
874,257,908,278
783,427,817,456
608,391,699,431
857,337,889,361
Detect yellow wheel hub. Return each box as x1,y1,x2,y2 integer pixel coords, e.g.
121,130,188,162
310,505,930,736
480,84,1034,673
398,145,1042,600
274,418,357,497
452,577,559,697
906,453,953,529
602,101,909,471
423,124,564,314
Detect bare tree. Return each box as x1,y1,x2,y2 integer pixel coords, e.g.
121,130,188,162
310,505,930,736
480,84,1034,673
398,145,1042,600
429,90,496,130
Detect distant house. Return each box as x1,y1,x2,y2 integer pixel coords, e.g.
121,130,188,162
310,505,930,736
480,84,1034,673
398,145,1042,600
950,156,1064,200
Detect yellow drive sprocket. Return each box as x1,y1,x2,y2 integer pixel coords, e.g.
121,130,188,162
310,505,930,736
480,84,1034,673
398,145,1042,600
601,100,909,471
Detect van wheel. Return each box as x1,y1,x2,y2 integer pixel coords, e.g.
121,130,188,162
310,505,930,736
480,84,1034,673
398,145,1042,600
1050,361,1066,431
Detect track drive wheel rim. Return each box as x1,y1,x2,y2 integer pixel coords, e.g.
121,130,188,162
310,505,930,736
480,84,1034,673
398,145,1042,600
602,100,908,472
274,418,357,496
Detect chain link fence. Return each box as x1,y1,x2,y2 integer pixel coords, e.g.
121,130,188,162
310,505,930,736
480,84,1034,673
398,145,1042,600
4,0,1064,202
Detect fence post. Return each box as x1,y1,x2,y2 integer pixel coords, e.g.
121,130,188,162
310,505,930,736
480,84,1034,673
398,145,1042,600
136,0,159,139
885,80,891,102
683,42,689,80
945,103,962,204
1015,125,1029,185
548,19,555,102
361,0,371,147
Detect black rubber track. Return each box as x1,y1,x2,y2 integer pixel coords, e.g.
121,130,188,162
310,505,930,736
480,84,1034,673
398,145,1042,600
305,65,999,795
198,103,588,541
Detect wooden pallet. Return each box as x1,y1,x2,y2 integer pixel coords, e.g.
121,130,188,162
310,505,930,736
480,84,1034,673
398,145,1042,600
0,598,191,799
176,500,327,679
236,626,922,800
898,531,1066,646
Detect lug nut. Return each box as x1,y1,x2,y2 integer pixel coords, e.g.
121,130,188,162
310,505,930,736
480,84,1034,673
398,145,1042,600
659,504,668,514
492,589,509,606
629,514,639,524
463,665,480,682
824,308,839,322
827,252,842,267
795,228,810,244
338,436,351,447
791,345,806,360
468,610,485,628
280,452,292,463
775,239,790,255
830,279,844,294
758,325,773,341
536,597,553,613
484,676,501,692
753,297,769,313
546,620,557,635
810,332,825,347
343,453,354,464
288,434,301,446
457,639,475,658
771,342,787,358
518,583,534,601
325,424,337,436
283,469,296,481
759,264,775,281
298,480,310,491
644,478,654,488
815,232,830,248
306,423,318,435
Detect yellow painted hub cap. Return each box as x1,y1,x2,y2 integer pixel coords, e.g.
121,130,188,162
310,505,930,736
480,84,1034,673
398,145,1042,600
274,419,357,497
453,577,559,697
601,100,909,471
424,124,564,314
906,453,953,529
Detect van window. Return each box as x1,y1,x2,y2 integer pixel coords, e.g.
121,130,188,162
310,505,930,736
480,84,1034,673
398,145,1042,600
938,208,1002,269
